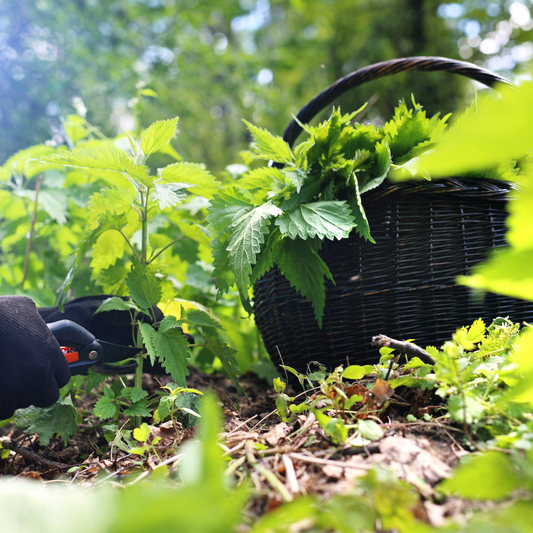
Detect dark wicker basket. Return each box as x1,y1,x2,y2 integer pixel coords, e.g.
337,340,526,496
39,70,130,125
253,57,533,373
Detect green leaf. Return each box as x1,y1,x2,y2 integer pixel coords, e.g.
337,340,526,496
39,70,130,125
94,296,141,315
154,328,191,385
185,310,223,330
140,117,179,156
226,202,283,293
276,200,354,240
85,369,109,393
440,451,521,500
93,397,117,420
122,387,148,403
123,400,151,418
458,248,533,302
243,120,294,164
15,399,78,446
447,392,485,423
153,182,189,209
204,339,242,393
126,260,163,309
423,81,533,176
133,422,151,442
41,143,151,187
57,211,129,308
359,140,392,194
275,238,333,327
348,178,373,243
149,233,172,251
161,162,219,199
139,322,157,365
358,419,384,441
467,318,486,344
342,365,374,380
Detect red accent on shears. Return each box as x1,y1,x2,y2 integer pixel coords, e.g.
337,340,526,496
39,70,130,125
61,346,79,364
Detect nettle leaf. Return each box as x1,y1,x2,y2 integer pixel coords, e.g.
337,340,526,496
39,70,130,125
161,162,219,199
149,233,172,251
94,296,144,315
179,221,211,248
57,211,129,308
185,310,224,330
359,140,391,194
15,399,78,446
282,167,307,193
226,202,283,293
140,117,179,156
158,314,183,333
154,328,191,385
123,400,151,418
93,397,117,420
275,238,334,327
276,201,354,240
204,339,242,393
153,182,190,209
90,229,127,274
126,260,162,309
348,180,374,243
122,387,149,403
41,144,151,187
139,322,157,365
243,120,294,164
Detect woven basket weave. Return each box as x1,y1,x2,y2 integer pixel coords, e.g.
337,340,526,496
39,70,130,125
253,57,533,373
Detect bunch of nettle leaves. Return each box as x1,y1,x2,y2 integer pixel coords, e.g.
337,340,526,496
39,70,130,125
208,99,455,326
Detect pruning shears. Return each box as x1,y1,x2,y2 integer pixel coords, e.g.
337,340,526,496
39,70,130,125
48,320,142,375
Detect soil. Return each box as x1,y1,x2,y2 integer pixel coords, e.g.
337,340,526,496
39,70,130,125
0,366,484,528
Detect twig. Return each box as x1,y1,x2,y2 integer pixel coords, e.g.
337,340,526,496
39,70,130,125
21,175,42,289
282,455,300,495
371,334,436,365
288,452,370,470
0,438,72,471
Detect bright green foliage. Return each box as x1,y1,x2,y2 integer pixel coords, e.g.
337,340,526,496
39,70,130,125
209,102,450,325
15,398,78,446
441,451,522,500
140,117,179,157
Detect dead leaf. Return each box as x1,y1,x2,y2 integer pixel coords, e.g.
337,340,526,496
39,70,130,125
370,379,394,408
263,423,291,447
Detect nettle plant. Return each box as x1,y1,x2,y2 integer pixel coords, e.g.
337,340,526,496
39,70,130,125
35,114,241,422
208,100,452,326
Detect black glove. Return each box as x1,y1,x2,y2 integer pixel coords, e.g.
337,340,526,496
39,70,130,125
38,294,164,347
0,296,71,420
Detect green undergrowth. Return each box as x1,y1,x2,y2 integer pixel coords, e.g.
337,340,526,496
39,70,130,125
2,317,533,532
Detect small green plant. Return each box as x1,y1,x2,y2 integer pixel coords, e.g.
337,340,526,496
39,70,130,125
33,110,243,426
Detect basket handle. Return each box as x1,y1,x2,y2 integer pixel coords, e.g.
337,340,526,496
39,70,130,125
282,56,513,147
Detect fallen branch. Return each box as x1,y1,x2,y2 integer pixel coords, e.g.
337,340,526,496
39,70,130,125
371,335,436,365
0,438,72,471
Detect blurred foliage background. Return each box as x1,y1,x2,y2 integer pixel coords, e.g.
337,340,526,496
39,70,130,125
1,0,533,373
1,0,533,173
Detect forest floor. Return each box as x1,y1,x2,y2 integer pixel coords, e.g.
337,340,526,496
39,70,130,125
0,362,490,530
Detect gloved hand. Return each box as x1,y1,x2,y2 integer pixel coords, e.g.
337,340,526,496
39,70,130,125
0,296,71,420
38,294,164,347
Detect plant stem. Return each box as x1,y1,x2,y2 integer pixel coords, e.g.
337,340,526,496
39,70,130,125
21,175,42,290
133,326,144,428
141,189,149,263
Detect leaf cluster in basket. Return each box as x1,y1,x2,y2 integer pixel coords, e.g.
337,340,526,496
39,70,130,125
207,100,450,325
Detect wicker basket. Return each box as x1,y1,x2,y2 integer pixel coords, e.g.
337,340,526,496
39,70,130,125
253,57,533,373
